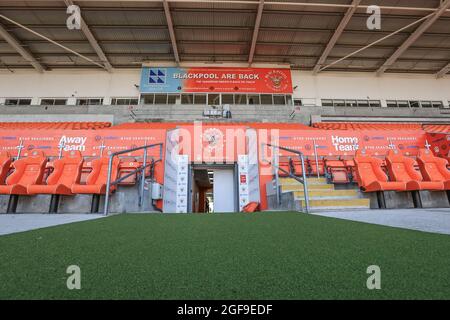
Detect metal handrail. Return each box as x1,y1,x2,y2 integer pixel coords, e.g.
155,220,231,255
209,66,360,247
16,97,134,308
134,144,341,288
104,142,164,216
262,143,310,213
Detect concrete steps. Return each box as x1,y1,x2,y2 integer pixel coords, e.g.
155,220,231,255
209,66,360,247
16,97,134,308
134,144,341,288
278,177,370,211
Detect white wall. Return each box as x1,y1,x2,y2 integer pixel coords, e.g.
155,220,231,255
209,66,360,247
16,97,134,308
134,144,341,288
291,71,450,107
0,68,449,107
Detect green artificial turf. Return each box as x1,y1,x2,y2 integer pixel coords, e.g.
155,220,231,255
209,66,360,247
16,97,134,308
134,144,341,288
1,212,450,299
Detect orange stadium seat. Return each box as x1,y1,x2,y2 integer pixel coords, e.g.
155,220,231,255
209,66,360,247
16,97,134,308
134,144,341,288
325,159,349,184
308,157,325,176
71,157,120,194
27,151,84,195
422,124,450,133
416,149,450,190
0,151,13,184
0,151,48,195
292,159,304,176
386,150,444,191
278,159,292,177
0,122,111,130
354,151,406,192
312,122,423,131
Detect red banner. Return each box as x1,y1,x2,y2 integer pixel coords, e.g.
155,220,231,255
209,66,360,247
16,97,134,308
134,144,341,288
182,67,293,94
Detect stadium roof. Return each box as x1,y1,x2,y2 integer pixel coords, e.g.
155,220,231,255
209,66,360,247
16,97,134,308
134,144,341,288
0,0,449,77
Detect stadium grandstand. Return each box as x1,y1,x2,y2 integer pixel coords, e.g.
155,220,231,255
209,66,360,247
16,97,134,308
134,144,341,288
0,0,449,215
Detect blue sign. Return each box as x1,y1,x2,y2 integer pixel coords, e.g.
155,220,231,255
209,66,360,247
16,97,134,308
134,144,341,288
140,67,184,93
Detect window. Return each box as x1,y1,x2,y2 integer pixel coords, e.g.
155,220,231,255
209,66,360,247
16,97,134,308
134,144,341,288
142,94,154,104
321,100,333,107
208,94,220,106
76,98,103,106
194,94,207,105
181,94,194,104
222,94,234,104
345,100,357,107
40,99,67,106
273,95,286,105
111,98,139,105
4,98,32,106
167,94,179,104
154,94,168,104
397,101,409,108
386,100,397,108
294,99,302,106
260,94,273,105
432,101,444,108
409,101,420,108
234,94,247,105
248,94,260,105
369,100,381,107
334,100,345,107
420,101,432,108
286,95,293,106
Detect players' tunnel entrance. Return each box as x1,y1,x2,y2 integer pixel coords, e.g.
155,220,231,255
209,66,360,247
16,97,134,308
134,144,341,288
190,164,238,213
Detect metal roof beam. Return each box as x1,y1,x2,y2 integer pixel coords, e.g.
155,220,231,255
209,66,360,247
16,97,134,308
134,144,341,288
313,0,361,75
162,0,180,63
64,0,112,72
376,0,450,75
248,0,264,65
0,20,44,72
436,63,450,78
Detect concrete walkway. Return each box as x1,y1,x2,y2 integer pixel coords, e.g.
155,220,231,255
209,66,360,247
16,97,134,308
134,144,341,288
0,214,104,236
313,208,450,235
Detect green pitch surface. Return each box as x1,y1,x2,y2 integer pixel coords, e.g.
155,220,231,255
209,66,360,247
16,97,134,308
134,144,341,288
1,212,450,299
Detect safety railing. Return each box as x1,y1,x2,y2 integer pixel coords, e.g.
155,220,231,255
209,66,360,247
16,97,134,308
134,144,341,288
104,142,164,216
261,143,310,213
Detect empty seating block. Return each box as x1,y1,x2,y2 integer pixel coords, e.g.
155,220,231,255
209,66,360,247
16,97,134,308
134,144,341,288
386,150,444,191
325,159,349,184
27,151,83,195
354,151,406,192
0,151,47,195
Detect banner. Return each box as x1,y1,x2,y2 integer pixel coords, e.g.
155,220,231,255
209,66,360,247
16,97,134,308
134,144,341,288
140,67,293,94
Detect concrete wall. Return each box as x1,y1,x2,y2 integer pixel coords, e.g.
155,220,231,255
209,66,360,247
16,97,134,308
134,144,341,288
1,68,449,107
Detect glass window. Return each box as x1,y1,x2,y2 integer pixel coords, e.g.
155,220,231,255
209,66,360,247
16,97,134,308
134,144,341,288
194,94,207,105
386,100,397,107
369,100,381,107
286,95,293,106
248,94,260,105
208,94,220,105
111,98,139,105
234,94,247,105
321,100,333,107
167,94,179,104
420,101,432,108
5,98,32,106
432,101,443,108
142,94,154,104
345,100,357,107
40,99,67,106
222,94,234,104
76,98,103,106
397,101,409,108
154,94,167,104
273,95,286,105
409,101,420,108
294,99,302,106
357,100,369,107
181,94,194,104
334,100,345,107
260,94,273,105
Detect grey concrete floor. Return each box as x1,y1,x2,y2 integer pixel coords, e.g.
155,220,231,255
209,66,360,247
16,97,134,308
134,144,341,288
313,208,450,235
0,214,104,236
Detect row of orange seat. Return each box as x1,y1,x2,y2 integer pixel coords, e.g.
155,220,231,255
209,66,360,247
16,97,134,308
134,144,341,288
0,150,140,196
354,149,450,192
278,156,357,183
0,122,111,130
312,122,450,133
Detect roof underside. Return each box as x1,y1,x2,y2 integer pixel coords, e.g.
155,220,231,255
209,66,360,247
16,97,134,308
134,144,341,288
0,0,449,76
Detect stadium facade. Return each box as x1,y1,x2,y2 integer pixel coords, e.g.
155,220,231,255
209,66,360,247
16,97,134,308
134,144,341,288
0,1,449,214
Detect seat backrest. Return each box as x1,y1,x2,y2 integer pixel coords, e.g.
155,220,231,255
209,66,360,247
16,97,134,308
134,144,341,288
86,157,120,185
417,149,450,181
354,150,388,185
386,150,422,182
46,151,84,186
0,151,12,184
6,150,47,186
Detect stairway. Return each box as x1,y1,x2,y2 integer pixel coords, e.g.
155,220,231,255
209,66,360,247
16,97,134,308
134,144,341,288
279,177,370,211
